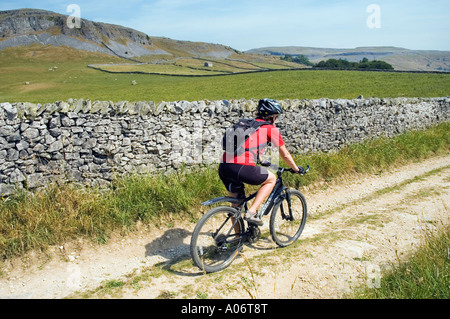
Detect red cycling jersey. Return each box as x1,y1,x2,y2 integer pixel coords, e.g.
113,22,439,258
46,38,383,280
221,119,285,166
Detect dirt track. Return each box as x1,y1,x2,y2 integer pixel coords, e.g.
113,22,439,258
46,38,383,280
1,155,449,299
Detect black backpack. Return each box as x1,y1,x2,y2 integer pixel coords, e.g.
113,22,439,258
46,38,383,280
222,118,271,159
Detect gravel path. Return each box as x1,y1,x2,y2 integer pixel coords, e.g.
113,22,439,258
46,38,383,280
1,155,448,299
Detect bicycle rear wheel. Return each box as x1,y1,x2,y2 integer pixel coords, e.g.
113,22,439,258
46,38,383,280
190,206,245,273
270,189,307,247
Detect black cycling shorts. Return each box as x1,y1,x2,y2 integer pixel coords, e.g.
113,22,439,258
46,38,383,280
218,163,269,194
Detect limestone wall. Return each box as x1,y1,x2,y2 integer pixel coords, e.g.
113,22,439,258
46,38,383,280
0,97,448,195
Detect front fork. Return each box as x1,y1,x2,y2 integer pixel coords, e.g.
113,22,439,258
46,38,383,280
278,188,294,221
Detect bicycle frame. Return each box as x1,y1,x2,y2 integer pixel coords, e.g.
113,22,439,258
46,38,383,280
255,173,287,218
201,164,306,224
201,177,287,250
191,164,309,272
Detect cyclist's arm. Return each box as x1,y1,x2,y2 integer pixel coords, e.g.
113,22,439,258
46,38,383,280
279,145,300,173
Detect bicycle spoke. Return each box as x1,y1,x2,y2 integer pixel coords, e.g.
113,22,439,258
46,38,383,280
270,190,307,247
191,207,244,272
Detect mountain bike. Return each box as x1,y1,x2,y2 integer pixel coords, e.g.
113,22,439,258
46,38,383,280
190,163,310,273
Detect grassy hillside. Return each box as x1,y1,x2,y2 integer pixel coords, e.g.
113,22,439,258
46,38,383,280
1,45,450,103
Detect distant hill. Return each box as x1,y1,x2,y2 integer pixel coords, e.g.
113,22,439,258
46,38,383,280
246,46,450,72
0,9,238,59
7,9,448,75
0,9,305,79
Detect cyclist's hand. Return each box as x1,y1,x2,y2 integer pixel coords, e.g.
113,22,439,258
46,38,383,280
297,166,305,174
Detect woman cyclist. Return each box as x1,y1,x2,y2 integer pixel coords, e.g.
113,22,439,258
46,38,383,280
219,98,304,226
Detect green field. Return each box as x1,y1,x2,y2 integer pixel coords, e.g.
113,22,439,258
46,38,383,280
91,56,298,75
1,46,450,103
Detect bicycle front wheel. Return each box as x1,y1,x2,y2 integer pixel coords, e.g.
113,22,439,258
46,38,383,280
190,206,245,273
270,189,307,247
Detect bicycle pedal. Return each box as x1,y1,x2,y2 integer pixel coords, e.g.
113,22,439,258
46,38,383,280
244,214,263,227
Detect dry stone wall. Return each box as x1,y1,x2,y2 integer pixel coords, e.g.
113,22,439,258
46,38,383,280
0,97,448,195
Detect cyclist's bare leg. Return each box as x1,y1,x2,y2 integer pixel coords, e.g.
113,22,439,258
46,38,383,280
227,191,241,233
248,171,276,215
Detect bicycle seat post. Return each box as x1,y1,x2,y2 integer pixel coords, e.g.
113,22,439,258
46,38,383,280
237,190,246,211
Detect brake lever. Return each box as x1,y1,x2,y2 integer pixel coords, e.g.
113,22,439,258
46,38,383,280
297,165,310,175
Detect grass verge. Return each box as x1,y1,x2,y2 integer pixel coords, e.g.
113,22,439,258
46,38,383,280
0,123,449,262
351,222,449,299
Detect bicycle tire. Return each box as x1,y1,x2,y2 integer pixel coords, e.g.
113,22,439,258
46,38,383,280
190,206,245,273
269,189,307,247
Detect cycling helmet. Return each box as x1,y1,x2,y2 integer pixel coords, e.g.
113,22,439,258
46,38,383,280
257,98,283,116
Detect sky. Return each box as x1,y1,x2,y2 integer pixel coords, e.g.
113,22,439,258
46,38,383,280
2,0,450,51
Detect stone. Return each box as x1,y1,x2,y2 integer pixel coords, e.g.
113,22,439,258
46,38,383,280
10,168,26,183
0,183,15,196
59,101,70,113
22,128,40,141
49,128,62,137
1,103,18,121
61,116,74,127
72,100,84,114
23,102,37,118
32,143,45,152
7,149,19,161
7,132,21,143
0,126,13,137
48,140,63,153
26,173,46,189
48,116,61,129
82,138,97,149
16,141,29,151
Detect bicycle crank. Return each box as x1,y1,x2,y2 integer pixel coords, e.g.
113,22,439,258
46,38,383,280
246,225,261,244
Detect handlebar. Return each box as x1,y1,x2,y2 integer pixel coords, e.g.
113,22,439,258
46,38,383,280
260,161,310,175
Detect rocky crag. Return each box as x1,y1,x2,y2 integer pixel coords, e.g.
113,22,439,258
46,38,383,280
0,9,239,59
0,9,166,58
